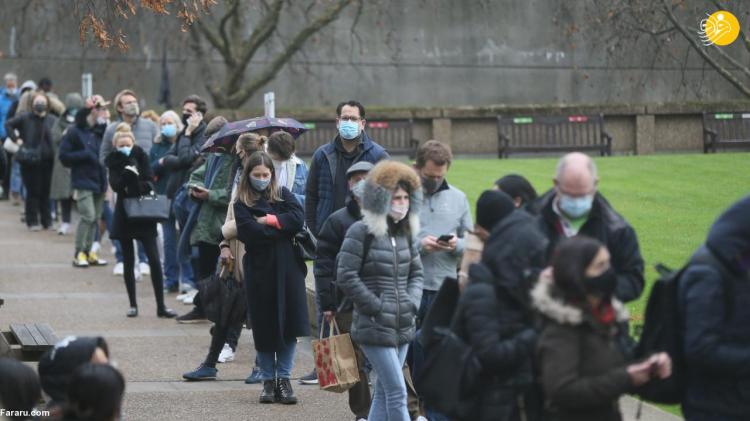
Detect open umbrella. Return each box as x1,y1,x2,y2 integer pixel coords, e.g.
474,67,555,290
201,116,308,153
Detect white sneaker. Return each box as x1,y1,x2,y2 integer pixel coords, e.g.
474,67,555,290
416,417,428,421
176,289,194,301
113,262,124,276
218,343,235,363
91,241,101,254
57,222,70,235
357,419,367,421
181,290,198,304
139,262,151,277
135,268,142,282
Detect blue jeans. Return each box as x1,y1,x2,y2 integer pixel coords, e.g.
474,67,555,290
10,160,24,196
361,343,410,421
114,239,148,264
257,340,297,380
161,213,194,289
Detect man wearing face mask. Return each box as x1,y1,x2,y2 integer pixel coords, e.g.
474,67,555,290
99,89,158,165
304,100,389,236
59,96,110,267
535,152,644,303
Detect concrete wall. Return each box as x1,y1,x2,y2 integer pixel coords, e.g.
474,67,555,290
0,0,747,110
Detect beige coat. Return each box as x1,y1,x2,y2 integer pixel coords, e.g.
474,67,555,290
220,186,245,282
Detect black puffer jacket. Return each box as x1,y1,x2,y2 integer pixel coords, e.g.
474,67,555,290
452,210,547,421
106,146,158,240
337,161,424,347
536,190,645,303
679,194,750,418
314,195,362,313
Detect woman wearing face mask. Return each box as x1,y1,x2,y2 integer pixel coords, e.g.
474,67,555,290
266,131,307,206
533,236,671,421
233,151,308,404
4,92,57,230
337,160,424,421
105,123,177,319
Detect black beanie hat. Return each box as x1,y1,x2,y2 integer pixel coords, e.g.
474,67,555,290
37,336,109,402
476,190,516,231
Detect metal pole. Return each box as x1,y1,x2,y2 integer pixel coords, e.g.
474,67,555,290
82,73,93,99
264,92,275,118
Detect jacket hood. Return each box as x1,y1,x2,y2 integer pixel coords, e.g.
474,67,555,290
361,160,422,237
531,271,629,326
481,210,548,292
706,194,750,273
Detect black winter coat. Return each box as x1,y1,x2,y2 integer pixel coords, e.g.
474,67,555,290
162,122,207,199
313,196,362,313
105,146,157,240
679,195,750,418
4,111,56,163
58,110,107,193
452,210,547,421
536,190,645,303
234,187,310,352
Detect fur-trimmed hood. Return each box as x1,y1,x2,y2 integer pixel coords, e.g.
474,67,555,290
361,160,422,237
531,270,629,326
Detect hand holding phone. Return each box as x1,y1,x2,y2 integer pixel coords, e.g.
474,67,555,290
437,234,455,243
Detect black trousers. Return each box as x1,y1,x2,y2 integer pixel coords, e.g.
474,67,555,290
122,236,166,312
1,152,10,199
58,198,73,223
20,161,53,228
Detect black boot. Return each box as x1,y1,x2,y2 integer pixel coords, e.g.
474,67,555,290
259,380,276,404
275,378,298,405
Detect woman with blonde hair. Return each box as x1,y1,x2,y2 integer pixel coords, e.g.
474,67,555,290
105,123,177,319
150,110,187,293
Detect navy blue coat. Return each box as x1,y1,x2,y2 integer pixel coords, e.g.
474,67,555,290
679,195,750,419
58,110,108,193
304,132,388,235
235,187,310,352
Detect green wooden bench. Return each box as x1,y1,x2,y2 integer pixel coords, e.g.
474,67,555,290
0,323,58,361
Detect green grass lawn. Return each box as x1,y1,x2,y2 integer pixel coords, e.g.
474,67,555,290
447,153,750,417
447,152,750,320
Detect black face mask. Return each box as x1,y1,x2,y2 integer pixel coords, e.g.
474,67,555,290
421,176,443,194
582,268,617,298
182,113,191,126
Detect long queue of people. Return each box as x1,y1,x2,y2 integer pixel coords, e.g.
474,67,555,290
1,70,748,421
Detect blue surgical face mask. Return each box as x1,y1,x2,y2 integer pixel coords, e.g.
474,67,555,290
558,193,594,219
250,176,271,191
117,146,132,157
161,124,177,138
338,120,361,140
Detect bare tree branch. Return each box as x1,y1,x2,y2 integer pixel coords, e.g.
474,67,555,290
663,0,750,97
218,0,240,57
228,0,354,106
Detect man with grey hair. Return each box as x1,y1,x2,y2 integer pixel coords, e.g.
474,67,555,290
536,152,645,302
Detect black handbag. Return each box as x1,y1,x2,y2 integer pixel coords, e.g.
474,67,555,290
14,145,41,166
123,192,171,222
198,263,246,326
293,225,318,261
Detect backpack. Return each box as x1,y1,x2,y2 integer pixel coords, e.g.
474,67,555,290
635,246,735,404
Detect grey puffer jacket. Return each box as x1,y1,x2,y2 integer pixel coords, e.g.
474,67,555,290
337,160,424,347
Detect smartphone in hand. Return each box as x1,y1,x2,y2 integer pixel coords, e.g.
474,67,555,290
437,234,455,243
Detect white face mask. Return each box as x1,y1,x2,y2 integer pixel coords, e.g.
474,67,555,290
389,203,409,222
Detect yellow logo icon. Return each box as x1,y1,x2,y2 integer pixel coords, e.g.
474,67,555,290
699,11,740,46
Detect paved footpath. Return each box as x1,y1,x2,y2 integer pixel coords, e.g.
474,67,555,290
0,200,680,420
